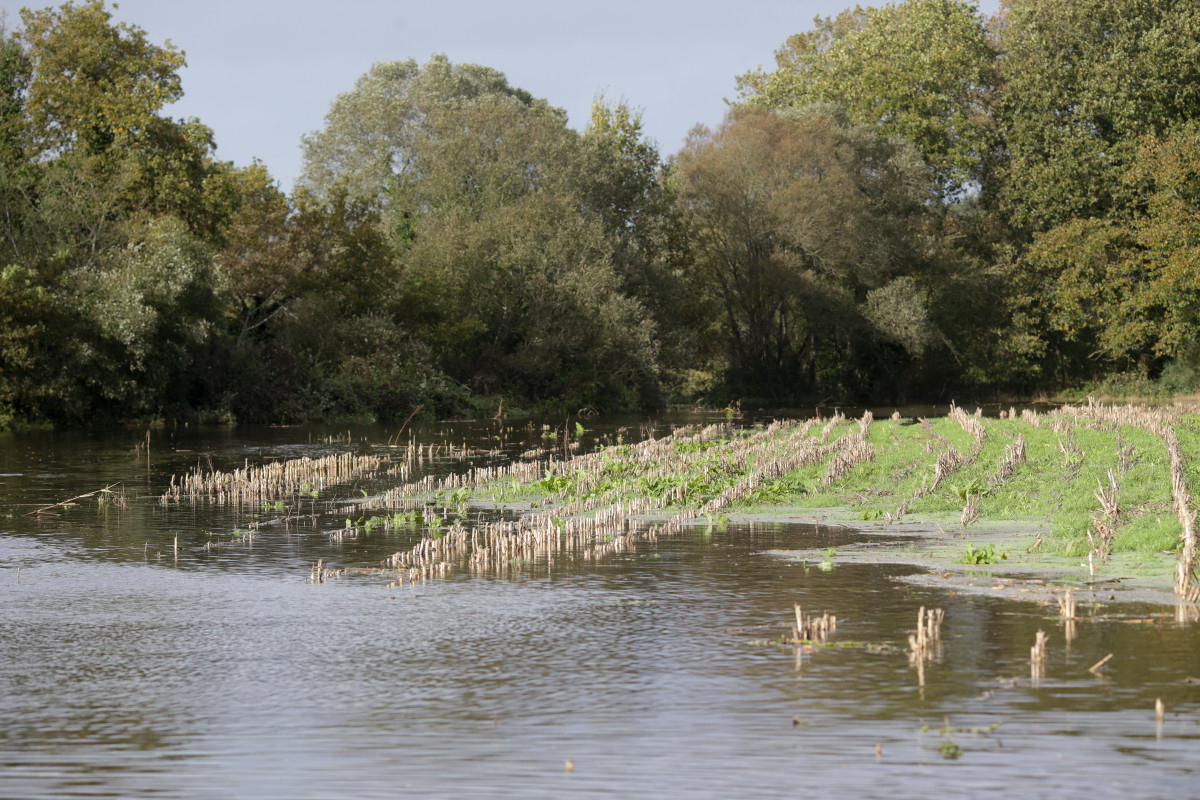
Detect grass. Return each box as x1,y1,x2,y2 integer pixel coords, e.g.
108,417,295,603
726,414,1181,560
456,413,1180,561
360,403,1198,594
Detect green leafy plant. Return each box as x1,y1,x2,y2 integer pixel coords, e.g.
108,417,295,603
938,740,962,760
958,542,1006,565
818,547,836,571
950,478,988,501
448,487,470,511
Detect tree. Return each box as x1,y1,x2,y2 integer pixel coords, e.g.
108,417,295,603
300,56,664,411
56,215,222,420
18,0,183,158
1027,123,1200,370
0,2,241,424
1125,124,1200,362
391,89,660,408
0,263,55,426
0,24,35,264
737,0,997,200
298,55,543,211
993,0,1200,231
17,1,229,242
988,0,1200,384
675,106,932,398
576,97,702,396
214,162,295,342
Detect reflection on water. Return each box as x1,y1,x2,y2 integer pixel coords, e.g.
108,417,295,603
0,419,1197,799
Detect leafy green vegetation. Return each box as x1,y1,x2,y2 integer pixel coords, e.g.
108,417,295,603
958,543,1006,565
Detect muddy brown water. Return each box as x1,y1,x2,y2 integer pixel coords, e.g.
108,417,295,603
0,416,1196,799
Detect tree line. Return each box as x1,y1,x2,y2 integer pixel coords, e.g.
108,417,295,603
2,0,1199,428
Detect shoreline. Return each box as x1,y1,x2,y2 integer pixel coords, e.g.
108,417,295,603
717,508,1188,609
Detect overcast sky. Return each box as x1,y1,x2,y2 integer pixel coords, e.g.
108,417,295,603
9,0,1001,190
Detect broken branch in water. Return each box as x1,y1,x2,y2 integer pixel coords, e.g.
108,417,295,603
24,484,125,517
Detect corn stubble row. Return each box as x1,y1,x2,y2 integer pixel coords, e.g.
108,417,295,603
368,412,880,585
161,452,390,506
183,403,1195,603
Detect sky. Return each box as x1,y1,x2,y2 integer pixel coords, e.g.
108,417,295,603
7,0,1001,191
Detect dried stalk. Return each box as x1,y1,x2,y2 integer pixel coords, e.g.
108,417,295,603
932,447,964,490
908,606,944,687
1058,589,1077,643
960,493,980,528
791,603,837,643
25,484,125,516
1087,468,1121,565
1031,630,1049,680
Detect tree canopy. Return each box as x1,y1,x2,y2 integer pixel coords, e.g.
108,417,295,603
737,0,996,199
6,0,1200,428
675,106,934,398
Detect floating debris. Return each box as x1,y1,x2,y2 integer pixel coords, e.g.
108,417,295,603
1088,653,1114,675
25,484,127,517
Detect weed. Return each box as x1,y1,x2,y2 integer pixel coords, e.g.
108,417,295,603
938,740,962,760
950,478,988,501
818,547,836,571
958,542,1006,565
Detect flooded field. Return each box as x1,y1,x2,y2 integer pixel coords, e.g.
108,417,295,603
1,416,1197,799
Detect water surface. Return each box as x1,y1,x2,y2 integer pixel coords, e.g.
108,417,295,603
1,420,1196,798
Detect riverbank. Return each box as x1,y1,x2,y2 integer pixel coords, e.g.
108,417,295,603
350,401,1200,607
737,509,1185,608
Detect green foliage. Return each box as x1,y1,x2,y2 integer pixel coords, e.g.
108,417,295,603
818,547,837,571
993,0,1200,231
958,542,1006,565
949,478,988,501
0,263,54,421
749,472,809,505
675,106,933,399
862,276,935,357
1120,123,1200,361
8,0,1200,427
673,439,727,455
737,0,996,199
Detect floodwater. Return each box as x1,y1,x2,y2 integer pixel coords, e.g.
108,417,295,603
0,416,1197,799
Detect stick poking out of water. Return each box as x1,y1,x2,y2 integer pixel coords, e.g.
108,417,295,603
1088,653,1114,675
908,606,944,687
791,603,836,643
24,484,124,516
1031,630,1049,680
